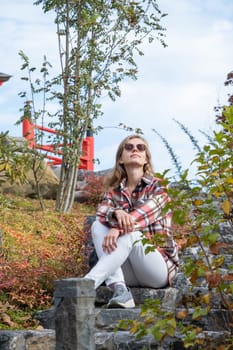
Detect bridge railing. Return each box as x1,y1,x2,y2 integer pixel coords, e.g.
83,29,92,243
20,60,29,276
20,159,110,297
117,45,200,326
22,118,94,171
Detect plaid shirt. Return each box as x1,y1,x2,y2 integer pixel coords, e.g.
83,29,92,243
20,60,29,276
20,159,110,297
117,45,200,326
96,174,179,285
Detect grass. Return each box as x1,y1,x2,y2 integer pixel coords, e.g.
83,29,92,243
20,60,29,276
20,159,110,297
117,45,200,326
0,194,96,330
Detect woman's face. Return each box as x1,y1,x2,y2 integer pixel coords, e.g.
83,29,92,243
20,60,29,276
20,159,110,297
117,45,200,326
119,138,148,169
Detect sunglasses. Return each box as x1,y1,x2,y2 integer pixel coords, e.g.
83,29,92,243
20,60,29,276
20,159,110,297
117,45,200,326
124,143,146,152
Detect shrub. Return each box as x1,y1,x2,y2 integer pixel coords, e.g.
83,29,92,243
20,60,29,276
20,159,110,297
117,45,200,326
0,201,90,311
82,173,105,207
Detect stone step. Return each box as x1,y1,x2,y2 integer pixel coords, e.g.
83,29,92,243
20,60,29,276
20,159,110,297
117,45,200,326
95,330,230,350
34,306,231,334
0,329,230,350
95,307,231,332
95,286,179,308
34,284,231,334
0,329,55,350
34,286,179,330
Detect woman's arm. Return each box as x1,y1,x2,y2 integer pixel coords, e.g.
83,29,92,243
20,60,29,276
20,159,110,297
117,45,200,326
96,191,119,227
130,188,171,231
96,191,135,233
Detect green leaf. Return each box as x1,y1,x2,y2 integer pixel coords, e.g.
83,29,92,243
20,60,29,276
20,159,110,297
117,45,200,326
192,306,209,320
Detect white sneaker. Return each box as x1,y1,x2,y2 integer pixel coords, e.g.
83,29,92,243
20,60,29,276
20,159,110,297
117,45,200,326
107,285,135,308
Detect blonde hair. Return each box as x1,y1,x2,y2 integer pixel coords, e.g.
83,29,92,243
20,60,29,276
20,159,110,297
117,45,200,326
104,134,154,189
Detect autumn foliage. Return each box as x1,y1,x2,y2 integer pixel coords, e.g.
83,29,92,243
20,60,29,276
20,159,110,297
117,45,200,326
82,172,105,207
0,197,94,329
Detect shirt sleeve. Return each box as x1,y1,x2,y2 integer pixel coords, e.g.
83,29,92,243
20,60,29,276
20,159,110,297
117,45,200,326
130,186,171,232
96,191,119,227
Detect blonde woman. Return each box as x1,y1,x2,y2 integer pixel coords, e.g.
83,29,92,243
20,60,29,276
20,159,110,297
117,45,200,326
85,134,179,308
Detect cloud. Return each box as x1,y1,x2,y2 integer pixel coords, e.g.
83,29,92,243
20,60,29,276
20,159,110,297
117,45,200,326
0,0,233,179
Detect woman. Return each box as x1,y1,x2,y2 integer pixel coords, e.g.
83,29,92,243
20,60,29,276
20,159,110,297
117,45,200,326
84,134,179,308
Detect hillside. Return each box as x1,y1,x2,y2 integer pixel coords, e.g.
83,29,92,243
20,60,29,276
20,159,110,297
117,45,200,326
0,195,95,330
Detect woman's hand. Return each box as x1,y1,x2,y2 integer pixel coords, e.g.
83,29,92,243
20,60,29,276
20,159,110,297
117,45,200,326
114,209,135,233
102,228,120,254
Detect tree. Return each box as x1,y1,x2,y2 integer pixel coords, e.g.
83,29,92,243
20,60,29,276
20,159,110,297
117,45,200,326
33,0,167,213
0,132,33,186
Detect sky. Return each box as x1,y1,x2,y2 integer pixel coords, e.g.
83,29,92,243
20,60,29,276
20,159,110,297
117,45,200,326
1,0,233,179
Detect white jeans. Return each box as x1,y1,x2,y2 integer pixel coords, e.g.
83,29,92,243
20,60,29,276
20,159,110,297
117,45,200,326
85,221,168,289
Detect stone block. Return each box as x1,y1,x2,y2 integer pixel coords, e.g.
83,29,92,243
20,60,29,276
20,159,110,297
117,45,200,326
54,278,96,350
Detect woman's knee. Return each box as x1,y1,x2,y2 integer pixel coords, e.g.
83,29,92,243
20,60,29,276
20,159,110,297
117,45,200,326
91,220,108,240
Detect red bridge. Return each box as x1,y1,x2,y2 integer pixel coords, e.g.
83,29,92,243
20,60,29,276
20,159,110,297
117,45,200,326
22,119,94,171
0,75,94,171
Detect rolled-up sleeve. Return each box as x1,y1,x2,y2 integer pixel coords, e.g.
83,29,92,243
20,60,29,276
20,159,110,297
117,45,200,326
96,191,119,227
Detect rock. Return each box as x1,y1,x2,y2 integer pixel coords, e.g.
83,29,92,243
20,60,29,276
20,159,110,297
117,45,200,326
33,308,55,330
0,160,59,199
0,330,55,350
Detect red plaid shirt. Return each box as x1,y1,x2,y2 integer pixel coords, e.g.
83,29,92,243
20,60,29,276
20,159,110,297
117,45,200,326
96,174,179,285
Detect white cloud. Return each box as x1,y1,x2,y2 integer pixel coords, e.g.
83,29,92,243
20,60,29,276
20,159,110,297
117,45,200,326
0,0,233,179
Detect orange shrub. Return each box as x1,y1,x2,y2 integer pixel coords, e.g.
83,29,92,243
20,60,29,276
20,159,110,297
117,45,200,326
82,173,105,207
0,206,90,310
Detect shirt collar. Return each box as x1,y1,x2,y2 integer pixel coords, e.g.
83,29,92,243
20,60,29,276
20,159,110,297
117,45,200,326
119,174,153,190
